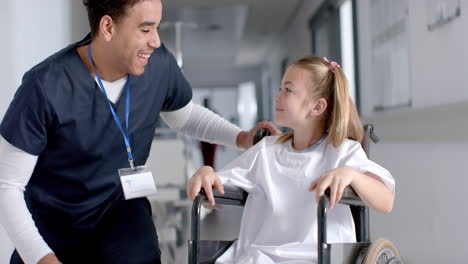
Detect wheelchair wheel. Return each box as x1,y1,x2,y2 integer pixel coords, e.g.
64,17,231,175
362,238,402,264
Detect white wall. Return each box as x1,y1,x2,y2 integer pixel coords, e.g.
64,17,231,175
0,1,16,122
357,0,468,115
0,1,89,262
409,0,468,109
370,142,468,263
357,1,468,263
0,1,16,261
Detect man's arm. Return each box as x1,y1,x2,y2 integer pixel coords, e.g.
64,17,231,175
0,136,57,264
160,101,281,149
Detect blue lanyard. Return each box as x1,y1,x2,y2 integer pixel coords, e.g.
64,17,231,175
87,44,135,170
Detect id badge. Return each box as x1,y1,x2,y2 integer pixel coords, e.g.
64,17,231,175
119,166,157,200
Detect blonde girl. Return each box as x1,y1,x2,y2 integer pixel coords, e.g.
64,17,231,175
186,55,395,264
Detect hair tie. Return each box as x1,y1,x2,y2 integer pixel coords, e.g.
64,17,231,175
323,57,340,72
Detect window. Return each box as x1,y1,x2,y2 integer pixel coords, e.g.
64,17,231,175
309,0,359,109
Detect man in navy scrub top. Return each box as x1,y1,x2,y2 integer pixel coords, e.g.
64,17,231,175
0,0,279,263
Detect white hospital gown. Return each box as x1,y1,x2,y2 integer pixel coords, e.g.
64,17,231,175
215,135,395,264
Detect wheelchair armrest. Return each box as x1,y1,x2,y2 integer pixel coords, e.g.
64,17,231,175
322,186,366,207
319,186,370,248
200,184,248,206
338,186,366,207
190,185,248,263
200,185,363,207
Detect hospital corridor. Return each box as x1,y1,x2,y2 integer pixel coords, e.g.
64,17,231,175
0,0,467,263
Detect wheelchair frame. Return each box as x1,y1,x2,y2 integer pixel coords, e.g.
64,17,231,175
189,124,381,264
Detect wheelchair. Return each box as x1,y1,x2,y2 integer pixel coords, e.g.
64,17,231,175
188,124,402,264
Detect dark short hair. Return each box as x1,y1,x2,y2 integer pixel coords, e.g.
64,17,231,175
83,0,143,38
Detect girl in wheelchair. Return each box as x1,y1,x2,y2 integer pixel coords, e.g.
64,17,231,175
186,55,395,264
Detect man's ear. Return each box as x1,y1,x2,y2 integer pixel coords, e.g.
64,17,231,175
99,15,115,42
311,98,327,116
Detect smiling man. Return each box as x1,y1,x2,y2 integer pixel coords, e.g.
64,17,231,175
0,0,280,263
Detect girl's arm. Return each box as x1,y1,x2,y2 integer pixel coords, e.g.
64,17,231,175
309,167,394,213
186,136,266,206
351,170,394,213
186,166,224,206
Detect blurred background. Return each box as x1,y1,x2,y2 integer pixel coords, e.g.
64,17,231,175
0,0,467,263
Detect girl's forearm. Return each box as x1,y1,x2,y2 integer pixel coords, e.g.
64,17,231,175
350,170,394,213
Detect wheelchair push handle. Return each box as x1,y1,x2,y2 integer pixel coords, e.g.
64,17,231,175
253,128,271,145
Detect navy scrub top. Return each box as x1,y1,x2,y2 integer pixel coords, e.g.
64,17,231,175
0,34,192,228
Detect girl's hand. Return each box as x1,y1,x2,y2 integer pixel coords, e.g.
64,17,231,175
308,166,359,209
186,166,224,206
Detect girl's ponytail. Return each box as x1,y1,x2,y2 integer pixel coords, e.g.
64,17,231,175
326,66,363,146
327,69,350,147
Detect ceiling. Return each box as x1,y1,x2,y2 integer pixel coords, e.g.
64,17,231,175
160,0,304,70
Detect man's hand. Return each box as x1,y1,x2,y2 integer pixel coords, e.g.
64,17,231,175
236,121,282,149
186,166,224,206
38,253,61,264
